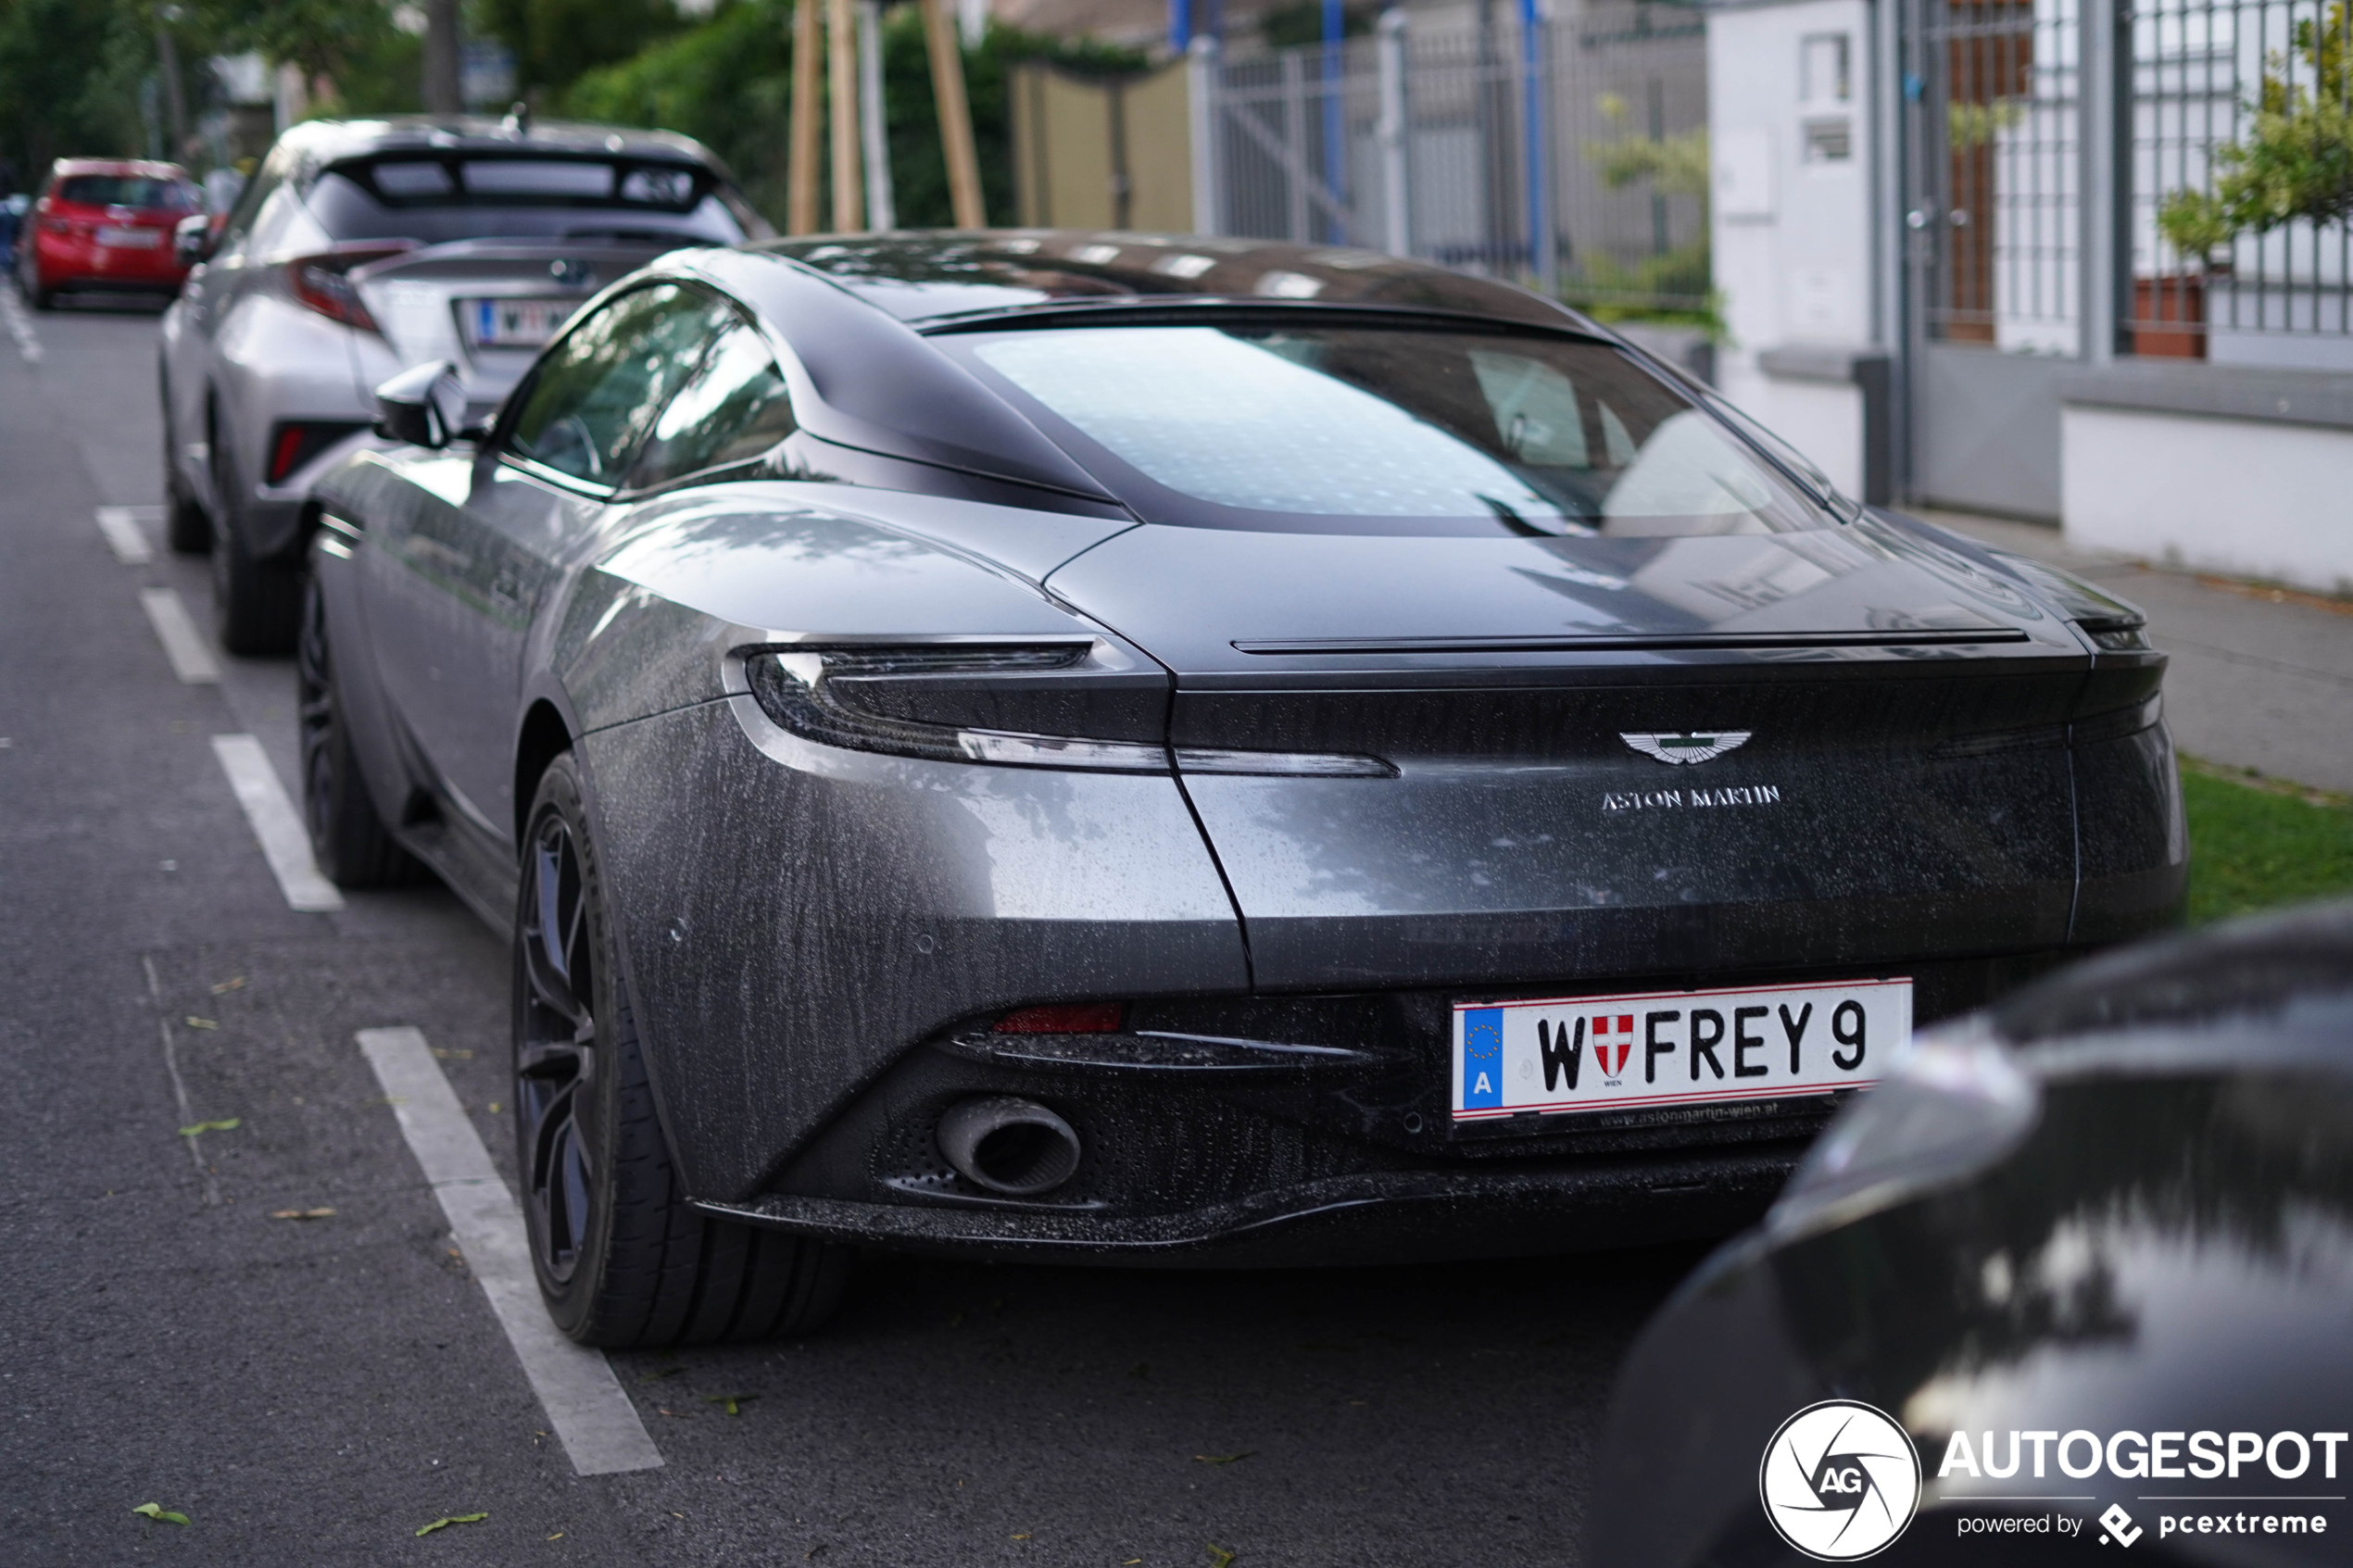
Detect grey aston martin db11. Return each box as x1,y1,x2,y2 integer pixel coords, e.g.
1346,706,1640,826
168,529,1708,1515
302,232,2184,1346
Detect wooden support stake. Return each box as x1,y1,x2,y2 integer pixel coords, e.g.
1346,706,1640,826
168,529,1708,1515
788,0,823,234
920,0,986,228
828,0,863,232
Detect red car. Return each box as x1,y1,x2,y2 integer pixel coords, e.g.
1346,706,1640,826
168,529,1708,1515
15,158,201,308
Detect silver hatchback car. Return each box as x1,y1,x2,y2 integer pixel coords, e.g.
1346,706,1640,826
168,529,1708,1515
159,114,770,652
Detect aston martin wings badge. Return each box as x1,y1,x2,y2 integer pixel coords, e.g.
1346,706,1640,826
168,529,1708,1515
1620,731,1753,764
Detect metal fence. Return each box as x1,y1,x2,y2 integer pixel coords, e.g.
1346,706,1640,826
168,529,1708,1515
1194,2,1711,315
2132,0,2353,361
1908,0,2352,364
1912,0,2083,350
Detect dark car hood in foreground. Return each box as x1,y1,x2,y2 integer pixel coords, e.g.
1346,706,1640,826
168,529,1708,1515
1586,903,2353,1567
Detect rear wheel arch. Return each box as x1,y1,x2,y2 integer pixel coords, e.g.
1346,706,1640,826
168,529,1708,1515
515,701,574,847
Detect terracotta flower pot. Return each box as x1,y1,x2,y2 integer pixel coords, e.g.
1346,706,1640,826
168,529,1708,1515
2133,274,2207,358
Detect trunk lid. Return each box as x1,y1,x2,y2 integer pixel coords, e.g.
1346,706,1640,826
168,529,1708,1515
1044,520,2098,991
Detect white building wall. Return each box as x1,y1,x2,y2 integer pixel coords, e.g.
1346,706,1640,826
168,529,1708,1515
1708,0,1878,495
2063,407,2353,595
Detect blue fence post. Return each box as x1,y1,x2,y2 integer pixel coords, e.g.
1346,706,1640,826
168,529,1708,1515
1519,0,1555,292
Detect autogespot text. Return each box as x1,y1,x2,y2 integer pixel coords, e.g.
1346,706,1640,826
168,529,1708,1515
1938,1428,2348,1481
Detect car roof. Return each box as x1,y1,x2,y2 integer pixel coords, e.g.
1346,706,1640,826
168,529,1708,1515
746,231,1598,333
276,116,723,170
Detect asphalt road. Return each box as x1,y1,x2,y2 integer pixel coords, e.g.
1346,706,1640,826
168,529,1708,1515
0,294,1702,1567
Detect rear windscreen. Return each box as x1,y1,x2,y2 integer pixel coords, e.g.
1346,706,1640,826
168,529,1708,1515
944,324,1838,538
304,166,750,247
56,175,195,210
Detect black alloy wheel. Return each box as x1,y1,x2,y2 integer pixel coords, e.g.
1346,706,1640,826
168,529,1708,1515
514,753,852,1348
517,800,598,1289
296,559,422,887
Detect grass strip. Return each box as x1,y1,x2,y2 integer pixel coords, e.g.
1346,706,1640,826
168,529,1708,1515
2181,757,2353,924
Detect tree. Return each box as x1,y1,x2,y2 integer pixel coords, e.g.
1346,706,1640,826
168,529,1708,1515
476,0,687,100
2158,3,2353,261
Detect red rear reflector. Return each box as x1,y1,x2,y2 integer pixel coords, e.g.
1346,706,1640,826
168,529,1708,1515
993,1003,1126,1035
269,425,308,483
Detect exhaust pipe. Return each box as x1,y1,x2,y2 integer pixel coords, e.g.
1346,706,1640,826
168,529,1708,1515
935,1096,1081,1196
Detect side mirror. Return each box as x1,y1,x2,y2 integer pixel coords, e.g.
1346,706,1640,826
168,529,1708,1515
172,213,213,268
373,360,466,449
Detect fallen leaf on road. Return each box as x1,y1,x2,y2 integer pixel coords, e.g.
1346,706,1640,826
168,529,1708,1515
209,976,246,994
636,1366,685,1383
178,1119,239,1136
655,1408,690,1418
415,1512,487,1536
430,1047,473,1060
269,1208,334,1221
702,1393,758,1415
1207,1545,1238,1567
1192,1452,1254,1465
546,1533,563,1540
184,1017,219,1030
131,1502,190,1525
1011,1533,1031,1539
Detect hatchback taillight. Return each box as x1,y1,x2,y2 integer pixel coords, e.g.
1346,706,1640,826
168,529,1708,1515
284,244,413,332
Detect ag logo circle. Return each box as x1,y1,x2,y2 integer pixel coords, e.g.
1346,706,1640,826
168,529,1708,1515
1757,1399,1921,1561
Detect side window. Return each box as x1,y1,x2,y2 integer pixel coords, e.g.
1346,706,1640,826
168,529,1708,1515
503,284,731,487
625,321,798,489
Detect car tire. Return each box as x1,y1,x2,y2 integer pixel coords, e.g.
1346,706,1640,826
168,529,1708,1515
296,564,424,888
514,753,853,1348
161,392,209,554
211,516,300,654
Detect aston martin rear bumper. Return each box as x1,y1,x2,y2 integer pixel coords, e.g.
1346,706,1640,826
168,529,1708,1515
701,1152,1804,1267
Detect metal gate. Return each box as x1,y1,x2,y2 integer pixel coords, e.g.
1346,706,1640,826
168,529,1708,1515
1191,7,1710,318
1898,0,2095,517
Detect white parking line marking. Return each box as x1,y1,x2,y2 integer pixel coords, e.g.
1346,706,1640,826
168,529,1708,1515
209,734,346,912
138,586,220,683
0,287,42,363
357,1026,663,1477
96,506,157,565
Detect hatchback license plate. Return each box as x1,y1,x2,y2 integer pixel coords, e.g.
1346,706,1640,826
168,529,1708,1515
1451,977,1913,1123
466,297,573,347
97,226,160,248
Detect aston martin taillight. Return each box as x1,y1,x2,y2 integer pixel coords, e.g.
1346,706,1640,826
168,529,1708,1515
284,244,412,332
740,645,1394,778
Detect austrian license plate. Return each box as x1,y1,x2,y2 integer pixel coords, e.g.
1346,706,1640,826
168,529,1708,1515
97,226,160,248
1451,977,1913,1123
465,297,574,347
